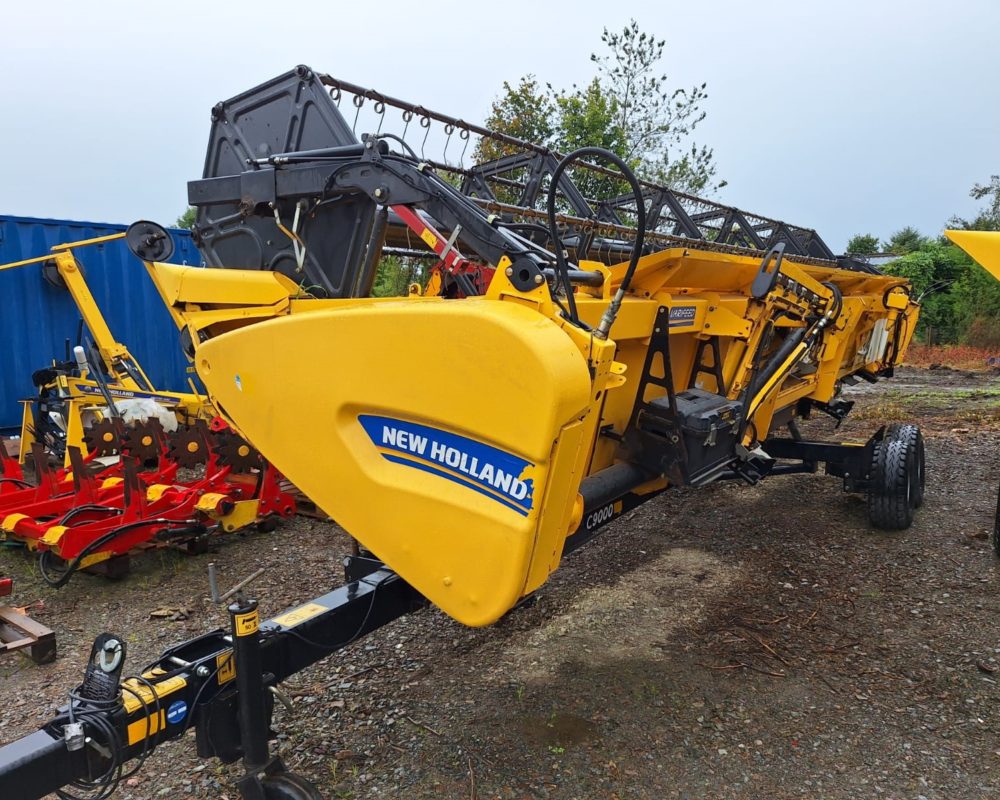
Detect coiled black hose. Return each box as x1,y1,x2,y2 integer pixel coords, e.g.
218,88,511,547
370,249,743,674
546,147,646,336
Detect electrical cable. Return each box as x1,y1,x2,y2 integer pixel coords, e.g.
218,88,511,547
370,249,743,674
53,692,125,800
52,671,166,800
177,661,225,737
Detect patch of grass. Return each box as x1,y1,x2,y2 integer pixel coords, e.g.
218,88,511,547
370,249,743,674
851,396,908,422
851,385,1000,422
957,406,1000,426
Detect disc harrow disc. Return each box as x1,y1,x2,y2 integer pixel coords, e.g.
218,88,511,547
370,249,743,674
214,432,262,474
83,418,122,457
168,425,210,468
125,420,163,463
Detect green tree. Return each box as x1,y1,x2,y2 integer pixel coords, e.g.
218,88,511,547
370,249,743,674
970,175,1000,224
880,228,993,344
474,76,556,205
552,78,630,203
950,175,1000,232
946,177,1000,346
845,233,880,256
882,226,926,255
475,21,723,197
175,207,197,229
371,256,424,297
952,258,1000,346
883,243,958,342
554,78,626,156
591,20,724,194
473,76,556,163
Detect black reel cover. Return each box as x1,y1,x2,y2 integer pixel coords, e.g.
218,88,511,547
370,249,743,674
190,65,377,298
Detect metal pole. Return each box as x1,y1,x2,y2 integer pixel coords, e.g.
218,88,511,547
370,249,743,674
228,597,270,771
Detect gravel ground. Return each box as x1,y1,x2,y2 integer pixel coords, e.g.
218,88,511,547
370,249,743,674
1,365,998,800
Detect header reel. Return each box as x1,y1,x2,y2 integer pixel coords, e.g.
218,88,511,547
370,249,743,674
185,65,874,308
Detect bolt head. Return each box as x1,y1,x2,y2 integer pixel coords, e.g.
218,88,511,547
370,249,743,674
505,267,513,277
534,274,544,285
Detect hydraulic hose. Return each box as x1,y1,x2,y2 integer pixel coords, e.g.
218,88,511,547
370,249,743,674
546,147,646,337
42,519,203,588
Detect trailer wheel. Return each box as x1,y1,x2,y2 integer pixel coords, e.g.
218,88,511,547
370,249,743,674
891,423,926,509
261,772,324,800
866,423,922,530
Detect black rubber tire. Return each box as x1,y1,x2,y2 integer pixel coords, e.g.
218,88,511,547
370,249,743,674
867,424,919,531
913,432,925,509
261,773,324,800
882,422,925,510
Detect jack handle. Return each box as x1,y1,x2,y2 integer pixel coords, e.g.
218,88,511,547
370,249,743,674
207,562,266,605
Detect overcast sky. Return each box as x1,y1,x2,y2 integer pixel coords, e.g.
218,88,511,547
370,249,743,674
2,0,997,252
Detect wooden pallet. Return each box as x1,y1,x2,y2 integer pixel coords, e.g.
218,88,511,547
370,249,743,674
0,606,56,665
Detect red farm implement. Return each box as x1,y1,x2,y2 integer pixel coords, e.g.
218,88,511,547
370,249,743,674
0,420,295,586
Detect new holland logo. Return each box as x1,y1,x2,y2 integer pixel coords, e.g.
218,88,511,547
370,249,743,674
359,415,535,516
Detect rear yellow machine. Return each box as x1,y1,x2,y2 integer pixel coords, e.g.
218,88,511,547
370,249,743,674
0,67,925,800
0,232,211,465
944,228,1000,555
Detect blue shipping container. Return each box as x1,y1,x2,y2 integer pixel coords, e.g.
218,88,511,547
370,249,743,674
0,215,204,432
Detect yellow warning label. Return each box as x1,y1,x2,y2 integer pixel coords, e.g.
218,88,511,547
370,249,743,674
234,609,259,637
127,710,165,746
271,602,327,629
122,675,187,714
419,228,438,249
217,652,235,685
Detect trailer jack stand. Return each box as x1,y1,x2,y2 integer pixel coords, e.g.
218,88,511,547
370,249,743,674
226,588,323,800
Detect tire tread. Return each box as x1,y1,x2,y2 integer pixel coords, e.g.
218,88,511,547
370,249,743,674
867,424,918,530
